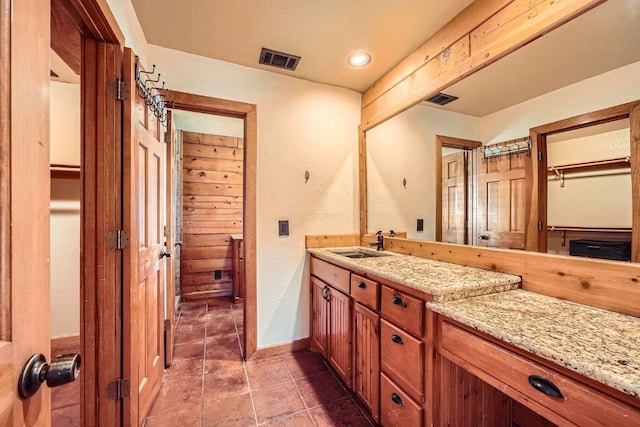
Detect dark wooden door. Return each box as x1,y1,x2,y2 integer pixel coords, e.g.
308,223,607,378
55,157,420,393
441,151,467,244
328,286,352,386
476,151,526,249
310,277,328,357
354,303,380,421
122,48,165,426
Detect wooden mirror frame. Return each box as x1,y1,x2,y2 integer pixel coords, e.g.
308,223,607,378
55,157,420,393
359,0,610,247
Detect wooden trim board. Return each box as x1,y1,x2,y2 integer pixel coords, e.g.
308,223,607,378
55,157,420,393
51,335,81,348
361,0,606,131
384,237,640,317
305,234,361,249
251,338,310,360
526,100,640,256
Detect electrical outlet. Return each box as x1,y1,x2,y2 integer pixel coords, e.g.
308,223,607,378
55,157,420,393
279,220,289,236
417,219,424,232
214,270,222,280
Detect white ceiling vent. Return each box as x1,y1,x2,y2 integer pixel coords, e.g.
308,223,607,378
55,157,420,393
259,48,300,71
425,92,459,106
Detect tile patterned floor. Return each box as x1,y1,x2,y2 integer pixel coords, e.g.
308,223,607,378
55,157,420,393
145,297,375,427
52,296,375,426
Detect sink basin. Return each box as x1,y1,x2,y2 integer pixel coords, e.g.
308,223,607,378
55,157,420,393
328,249,389,259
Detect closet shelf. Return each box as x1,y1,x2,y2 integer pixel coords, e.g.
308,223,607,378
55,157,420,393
547,156,630,187
50,164,80,179
547,225,632,246
547,226,632,233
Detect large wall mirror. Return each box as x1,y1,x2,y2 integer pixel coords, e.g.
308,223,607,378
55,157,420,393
364,0,640,261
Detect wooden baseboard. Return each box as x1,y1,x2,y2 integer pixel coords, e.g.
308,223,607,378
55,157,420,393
51,335,80,349
181,289,232,301
251,338,310,360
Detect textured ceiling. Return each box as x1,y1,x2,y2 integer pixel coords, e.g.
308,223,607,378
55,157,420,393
130,0,473,92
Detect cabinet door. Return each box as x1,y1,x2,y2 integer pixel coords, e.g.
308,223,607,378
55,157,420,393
311,277,329,357
328,286,352,386
354,303,380,422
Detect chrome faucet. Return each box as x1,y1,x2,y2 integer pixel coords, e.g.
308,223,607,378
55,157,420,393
368,230,383,251
389,230,397,237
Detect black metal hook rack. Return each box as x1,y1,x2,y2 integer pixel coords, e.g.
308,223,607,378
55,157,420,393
135,57,174,128
481,137,531,163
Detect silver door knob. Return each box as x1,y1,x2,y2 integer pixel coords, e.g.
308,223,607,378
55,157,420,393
478,235,490,240
18,353,81,399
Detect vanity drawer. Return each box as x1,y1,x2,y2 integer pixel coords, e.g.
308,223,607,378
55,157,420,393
439,320,640,427
350,274,378,310
381,285,423,337
310,257,350,294
380,373,423,427
381,319,424,403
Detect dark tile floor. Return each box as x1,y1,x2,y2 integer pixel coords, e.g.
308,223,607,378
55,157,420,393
145,297,374,426
52,297,375,426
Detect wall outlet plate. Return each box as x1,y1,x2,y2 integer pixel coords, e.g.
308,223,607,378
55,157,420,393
214,270,222,280
417,219,424,232
279,220,289,236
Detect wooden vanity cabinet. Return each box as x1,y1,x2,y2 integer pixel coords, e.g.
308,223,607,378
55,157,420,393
310,258,352,386
353,303,380,422
310,276,329,357
435,315,640,426
310,255,427,424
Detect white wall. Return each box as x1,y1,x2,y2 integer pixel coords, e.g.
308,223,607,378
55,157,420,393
147,45,361,347
50,81,81,339
366,104,478,240
50,180,81,339
547,122,631,228
477,60,640,143
173,109,244,138
106,0,149,66
50,82,80,166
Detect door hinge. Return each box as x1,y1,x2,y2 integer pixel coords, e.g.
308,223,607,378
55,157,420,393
108,79,130,101
164,132,171,144
107,378,130,400
107,230,130,250
164,319,171,331
538,151,542,162
464,220,469,228
538,221,543,231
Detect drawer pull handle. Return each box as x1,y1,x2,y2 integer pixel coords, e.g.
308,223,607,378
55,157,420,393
528,375,563,399
358,282,366,289
391,392,404,406
392,296,406,307
391,334,404,345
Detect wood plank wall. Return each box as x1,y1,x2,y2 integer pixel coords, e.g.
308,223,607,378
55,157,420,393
180,130,243,298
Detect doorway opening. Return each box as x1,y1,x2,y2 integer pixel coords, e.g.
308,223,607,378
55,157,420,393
170,109,246,352
165,89,258,361
530,101,639,259
435,135,481,245
50,3,83,423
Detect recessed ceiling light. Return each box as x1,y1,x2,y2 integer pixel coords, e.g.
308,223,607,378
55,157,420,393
348,52,371,67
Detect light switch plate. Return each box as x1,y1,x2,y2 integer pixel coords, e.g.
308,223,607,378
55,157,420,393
417,219,424,232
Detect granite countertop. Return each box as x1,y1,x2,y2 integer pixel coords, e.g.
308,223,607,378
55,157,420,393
428,290,640,399
308,247,521,301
